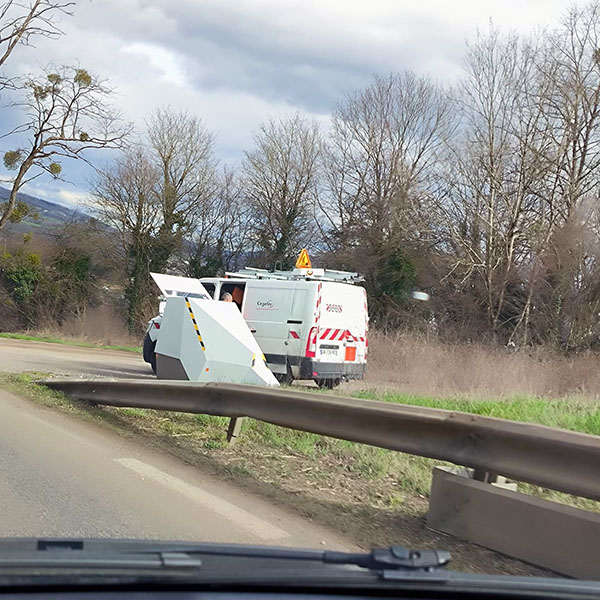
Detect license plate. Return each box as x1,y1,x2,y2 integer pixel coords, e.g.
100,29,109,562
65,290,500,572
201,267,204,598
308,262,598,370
320,348,337,356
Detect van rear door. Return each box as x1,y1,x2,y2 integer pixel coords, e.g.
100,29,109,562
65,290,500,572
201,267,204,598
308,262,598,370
317,283,367,364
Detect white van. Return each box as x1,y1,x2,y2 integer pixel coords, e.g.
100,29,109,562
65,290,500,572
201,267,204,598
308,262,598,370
144,267,369,388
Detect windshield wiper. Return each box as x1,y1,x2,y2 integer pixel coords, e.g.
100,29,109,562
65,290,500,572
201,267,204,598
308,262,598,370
0,540,447,575
322,546,451,572
0,539,201,570
1,540,600,597
0,552,202,570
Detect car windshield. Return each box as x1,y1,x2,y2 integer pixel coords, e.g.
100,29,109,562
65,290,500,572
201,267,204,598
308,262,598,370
0,0,599,590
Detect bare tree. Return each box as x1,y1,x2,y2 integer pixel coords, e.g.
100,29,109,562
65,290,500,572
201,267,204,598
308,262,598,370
0,66,129,230
146,108,218,272
527,201,600,349
539,2,600,217
525,3,600,347
243,113,321,268
186,166,254,277
432,29,556,340
92,148,161,331
91,108,218,331
430,6,600,347
0,0,73,86
321,72,455,319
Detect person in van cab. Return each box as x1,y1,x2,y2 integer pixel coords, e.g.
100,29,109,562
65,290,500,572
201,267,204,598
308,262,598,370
220,292,233,302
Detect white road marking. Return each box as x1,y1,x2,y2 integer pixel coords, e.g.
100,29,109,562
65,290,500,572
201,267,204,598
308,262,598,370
114,458,288,541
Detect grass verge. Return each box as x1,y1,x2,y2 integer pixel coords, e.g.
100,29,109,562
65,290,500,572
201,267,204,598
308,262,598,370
352,390,600,509
0,332,141,353
353,390,600,435
2,372,597,576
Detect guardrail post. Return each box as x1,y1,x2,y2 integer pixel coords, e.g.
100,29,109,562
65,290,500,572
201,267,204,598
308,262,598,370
226,416,244,445
472,468,497,484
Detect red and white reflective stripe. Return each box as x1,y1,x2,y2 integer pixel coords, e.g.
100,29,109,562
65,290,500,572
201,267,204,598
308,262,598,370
289,330,300,339
318,328,366,343
313,283,323,347
319,328,347,341
343,329,366,343
314,282,323,327
346,333,365,342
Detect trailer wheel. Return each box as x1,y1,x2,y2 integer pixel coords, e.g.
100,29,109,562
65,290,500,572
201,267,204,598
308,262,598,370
143,333,157,374
315,378,341,390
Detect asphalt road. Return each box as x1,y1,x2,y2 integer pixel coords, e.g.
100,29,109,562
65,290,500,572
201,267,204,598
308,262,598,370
0,387,355,548
0,339,356,548
0,338,150,378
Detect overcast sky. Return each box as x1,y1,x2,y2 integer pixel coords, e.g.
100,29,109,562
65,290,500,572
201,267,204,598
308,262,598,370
0,0,581,208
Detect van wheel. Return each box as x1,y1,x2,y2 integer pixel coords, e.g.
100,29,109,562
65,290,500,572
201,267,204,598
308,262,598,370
315,378,341,390
275,372,293,386
143,334,157,374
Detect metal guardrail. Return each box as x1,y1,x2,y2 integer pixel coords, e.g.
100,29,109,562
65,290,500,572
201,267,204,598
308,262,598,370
40,378,600,502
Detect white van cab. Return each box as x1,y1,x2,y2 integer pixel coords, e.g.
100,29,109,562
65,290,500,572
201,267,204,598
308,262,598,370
144,260,369,388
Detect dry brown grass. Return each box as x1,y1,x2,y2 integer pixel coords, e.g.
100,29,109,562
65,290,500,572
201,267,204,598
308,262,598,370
9,302,600,398
359,330,600,398
35,305,140,348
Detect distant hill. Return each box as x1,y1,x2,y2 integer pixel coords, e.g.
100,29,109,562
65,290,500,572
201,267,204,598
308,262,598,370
0,187,91,233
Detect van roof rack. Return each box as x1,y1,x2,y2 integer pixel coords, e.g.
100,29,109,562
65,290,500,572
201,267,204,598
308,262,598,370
225,267,364,284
